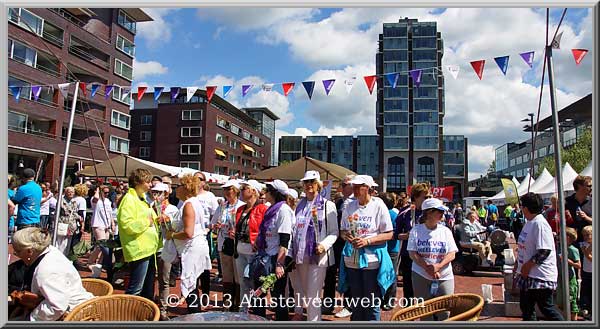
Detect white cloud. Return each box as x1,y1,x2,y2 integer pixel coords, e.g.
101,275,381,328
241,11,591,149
467,144,495,181
197,8,318,30
133,60,168,80
137,8,180,46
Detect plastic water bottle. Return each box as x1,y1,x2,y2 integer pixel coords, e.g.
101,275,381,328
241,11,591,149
430,280,439,297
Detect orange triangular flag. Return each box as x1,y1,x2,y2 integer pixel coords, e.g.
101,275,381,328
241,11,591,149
206,86,217,103
470,60,485,80
571,49,588,65
282,82,295,96
137,86,147,101
363,75,377,95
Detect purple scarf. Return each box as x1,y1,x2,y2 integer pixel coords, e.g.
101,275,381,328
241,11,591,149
255,201,285,252
292,193,325,264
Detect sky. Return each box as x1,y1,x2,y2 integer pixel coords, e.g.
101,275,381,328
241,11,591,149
131,7,593,181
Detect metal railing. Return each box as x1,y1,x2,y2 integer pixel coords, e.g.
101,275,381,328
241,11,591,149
68,44,110,69
49,8,111,44
42,30,64,48
8,125,57,139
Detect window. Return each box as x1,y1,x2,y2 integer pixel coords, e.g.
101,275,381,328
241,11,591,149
387,157,406,190
180,144,201,155
230,139,240,149
110,136,129,154
8,39,36,67
230,124,240,135
417,156,435,183
117,10,136,34
216,116,228,129
9,8,44,36
181,127,202,137
383,50,408,61
253,136,261,145
383,124,409,136
8,111,27,132
243,131,252,141
182,110,202,120
510,158,516,167
139,131,151,141
383,137,409,150
214,166,227,175
414,111,438,124
516,156,522,165
116,34,135,57
141,115,152,125
216,133,228,144
414,124,438,136
414,137,438,150
139,147,150,158
111,110,130,130
384,112,408,124
412,49,437,61
229,155,236,163
8,76,32,100
412,37,437,49
112,85,132,105
114,59,133,81
383,38,407,50
181,161,201,170
538,147,546,158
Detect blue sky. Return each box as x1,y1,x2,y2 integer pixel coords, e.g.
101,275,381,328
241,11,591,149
132,7,593,179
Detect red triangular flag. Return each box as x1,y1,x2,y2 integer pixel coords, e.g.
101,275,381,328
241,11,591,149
78,82,86,97
206,86,217,103
137,86,147,101
282,82,295,96
470,60,485,80
571,49,588,65
363,75,377,95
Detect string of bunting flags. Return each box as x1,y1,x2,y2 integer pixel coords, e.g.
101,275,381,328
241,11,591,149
8,45,588,104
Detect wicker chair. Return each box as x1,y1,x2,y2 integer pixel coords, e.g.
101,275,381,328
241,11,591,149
81,278,113,297
391,293,484,321
64,295,160,321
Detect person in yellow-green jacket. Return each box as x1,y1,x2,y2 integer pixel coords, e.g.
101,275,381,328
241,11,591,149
117,168,160,300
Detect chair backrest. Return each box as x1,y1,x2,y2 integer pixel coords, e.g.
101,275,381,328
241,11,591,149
64,294,160,321
390,293,484,321
81,278,113,297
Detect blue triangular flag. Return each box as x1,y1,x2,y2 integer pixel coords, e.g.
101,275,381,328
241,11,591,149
223,85,233,98
385,73,400,88
10,86,21,102
90,84,100,98
494,56,510,75
302,81,315,99
154,86,164,102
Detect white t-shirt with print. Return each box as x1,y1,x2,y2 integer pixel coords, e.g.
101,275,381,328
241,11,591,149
211,199,245,250
407,223,458,281
73,196,87,212
91,198,113,228
194,191,220,232
264,203,294,256
340,197,393,269
580,241,592,273
516,214,558,282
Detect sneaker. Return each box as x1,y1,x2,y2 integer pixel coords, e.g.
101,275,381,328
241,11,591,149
89,264,102,278
335,308,352,318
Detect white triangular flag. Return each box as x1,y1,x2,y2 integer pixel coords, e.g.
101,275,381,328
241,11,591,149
447,65,460,80
262,83,274,92
344,77,357,94
551,31,563,49
121,87,131,101
186,87,199,102
58,83,71,98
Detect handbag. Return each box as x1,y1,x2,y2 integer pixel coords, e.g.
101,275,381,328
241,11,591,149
222,238,235,257
56,222,69,236
249,253,273,279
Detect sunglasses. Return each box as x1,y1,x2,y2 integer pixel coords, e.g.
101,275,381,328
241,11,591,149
303,179,316,185
586,184,592,188
151,191,163,195
223,187,234,191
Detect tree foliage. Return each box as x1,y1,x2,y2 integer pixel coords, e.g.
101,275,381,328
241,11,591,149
537,127,592,177
487,160,496,174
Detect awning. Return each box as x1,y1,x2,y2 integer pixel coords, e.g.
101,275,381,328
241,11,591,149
214,149,226,157
242,144,255,153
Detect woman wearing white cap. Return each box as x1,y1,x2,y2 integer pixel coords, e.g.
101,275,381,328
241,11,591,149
210,179,245,311
338,175,395,321
253,179,295,321
233,180,268,311
289,171,338,321
407,197,458,320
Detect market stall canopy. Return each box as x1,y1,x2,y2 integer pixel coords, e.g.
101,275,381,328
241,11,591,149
250,156,356,182
517,173,535,195
536,162,579,196
512,176,520,188
526,168,554,194
77,154,229,184
580,160,592,177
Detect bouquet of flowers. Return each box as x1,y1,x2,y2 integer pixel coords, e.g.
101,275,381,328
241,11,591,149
253,273,277,297
311,206,320,253
348,213,360,264
157,203,174,232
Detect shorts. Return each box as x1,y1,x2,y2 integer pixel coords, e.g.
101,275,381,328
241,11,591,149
569,276,580,314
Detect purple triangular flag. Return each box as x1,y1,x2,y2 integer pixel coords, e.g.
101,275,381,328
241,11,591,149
302,81,315,99
32,86,42,101
170,87,180,102
104,85,114,100
519,51,535,68
154,86,164,103
90,84,100,98
10,86,21,102
409,69,423,87
242,85,253,97
322,79,335,95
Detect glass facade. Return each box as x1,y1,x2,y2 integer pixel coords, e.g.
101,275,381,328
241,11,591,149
356,136,380,178
331,136,354,171
495,144,509,172
443,135,465,178
305,136,329,161
245,109,277,166
278,136,303,164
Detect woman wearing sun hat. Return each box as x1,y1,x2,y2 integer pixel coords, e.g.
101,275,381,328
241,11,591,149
407,197,458,320
289,171,338,321
338,175,395,321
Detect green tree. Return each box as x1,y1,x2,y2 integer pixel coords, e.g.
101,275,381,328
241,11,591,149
487,160,496,174
537,127,591,177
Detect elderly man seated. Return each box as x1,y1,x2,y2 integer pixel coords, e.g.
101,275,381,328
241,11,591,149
459,211,494,266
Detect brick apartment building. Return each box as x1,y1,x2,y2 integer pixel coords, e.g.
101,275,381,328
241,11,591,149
8,8,152,183
130,90,271,178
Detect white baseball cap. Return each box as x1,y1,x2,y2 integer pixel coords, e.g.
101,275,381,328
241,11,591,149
349,175,379,187
265,179,289,195
421,198,449,212
240,180,264,193
221,179,241,190
151,182,170,192
300,170,320,182
286,189,298,199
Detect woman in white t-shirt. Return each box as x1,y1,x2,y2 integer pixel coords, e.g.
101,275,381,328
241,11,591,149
407,197,458,321
252,179,294,321
87,186,115,278
339,175,394,321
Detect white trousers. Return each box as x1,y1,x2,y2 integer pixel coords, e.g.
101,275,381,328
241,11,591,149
55,235,72,256
291,263,327,321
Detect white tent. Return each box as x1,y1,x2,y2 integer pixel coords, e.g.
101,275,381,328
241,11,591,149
526,168,554,194
580,161,592,177
537,162,579,197
517,173,535,195
487,174,526,204
512,176,520,188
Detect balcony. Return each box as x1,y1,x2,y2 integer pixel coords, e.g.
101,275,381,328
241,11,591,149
42,21,64,48
68,36,110,70
8,122,56,140
50,8,110,44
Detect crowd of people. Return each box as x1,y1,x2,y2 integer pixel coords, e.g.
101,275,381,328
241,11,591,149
6,167,593,322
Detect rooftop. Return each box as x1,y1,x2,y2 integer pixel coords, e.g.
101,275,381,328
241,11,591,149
242,107,280,121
